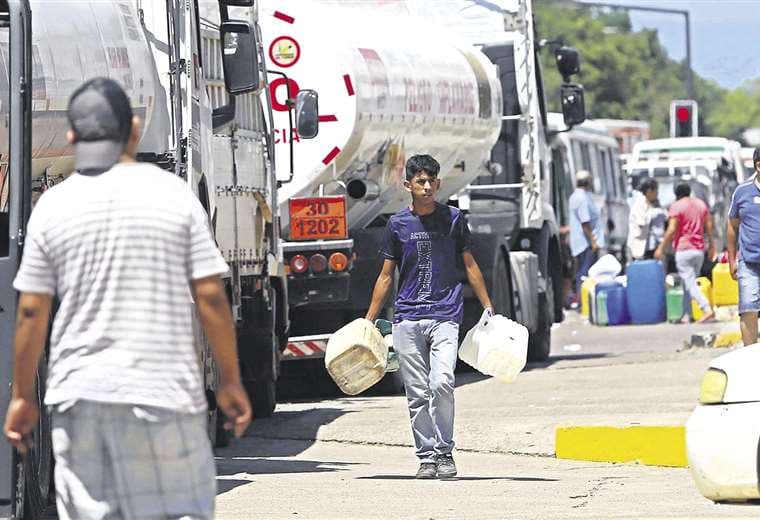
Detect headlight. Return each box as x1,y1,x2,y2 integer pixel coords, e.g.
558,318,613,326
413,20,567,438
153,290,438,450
699,368,728,404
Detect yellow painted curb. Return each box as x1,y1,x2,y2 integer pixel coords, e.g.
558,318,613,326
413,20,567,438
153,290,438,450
715,330,742,348
555,426,687,467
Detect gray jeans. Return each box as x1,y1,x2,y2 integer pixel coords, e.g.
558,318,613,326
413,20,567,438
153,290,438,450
392,319,459,462
675,249,710,318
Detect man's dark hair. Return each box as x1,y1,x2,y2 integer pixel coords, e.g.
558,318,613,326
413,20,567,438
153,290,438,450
68,77,133,145
674,182,691,199
66,78,134,173
638,177,658,194
753,147,760,166
405,154,440,181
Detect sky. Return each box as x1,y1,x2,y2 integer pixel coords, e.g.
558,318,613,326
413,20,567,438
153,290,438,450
577,0,759,90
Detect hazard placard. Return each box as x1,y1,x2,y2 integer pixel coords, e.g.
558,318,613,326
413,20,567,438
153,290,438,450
289,197,348,241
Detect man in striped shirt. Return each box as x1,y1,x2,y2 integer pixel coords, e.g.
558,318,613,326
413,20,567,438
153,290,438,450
3,78,251,519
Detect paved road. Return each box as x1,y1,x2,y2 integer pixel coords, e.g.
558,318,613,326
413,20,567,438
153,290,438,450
214,313,759,519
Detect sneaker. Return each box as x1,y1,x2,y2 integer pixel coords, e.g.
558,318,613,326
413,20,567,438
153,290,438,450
436,453,458,479
415,462,437,480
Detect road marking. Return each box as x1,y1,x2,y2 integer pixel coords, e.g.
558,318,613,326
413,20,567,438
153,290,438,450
555,426,687,468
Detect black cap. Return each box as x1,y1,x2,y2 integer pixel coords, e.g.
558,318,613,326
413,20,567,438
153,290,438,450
67,78,133,172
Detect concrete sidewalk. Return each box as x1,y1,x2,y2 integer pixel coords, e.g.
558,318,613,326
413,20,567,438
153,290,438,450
215,437,757,519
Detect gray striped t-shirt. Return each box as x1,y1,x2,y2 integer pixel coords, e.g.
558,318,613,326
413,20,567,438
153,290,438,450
13,162,229,414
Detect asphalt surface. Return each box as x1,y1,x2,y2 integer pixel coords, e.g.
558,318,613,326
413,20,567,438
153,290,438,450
214,312,760,519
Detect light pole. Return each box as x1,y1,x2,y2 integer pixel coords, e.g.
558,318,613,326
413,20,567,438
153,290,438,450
572,1,694,99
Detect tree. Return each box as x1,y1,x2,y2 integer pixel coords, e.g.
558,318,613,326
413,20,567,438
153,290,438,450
534,1,758,141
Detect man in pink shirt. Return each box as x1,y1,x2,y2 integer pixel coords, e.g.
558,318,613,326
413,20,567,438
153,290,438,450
655,182,716,323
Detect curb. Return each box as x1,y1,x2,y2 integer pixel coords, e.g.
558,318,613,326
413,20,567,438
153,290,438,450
555,426,687,467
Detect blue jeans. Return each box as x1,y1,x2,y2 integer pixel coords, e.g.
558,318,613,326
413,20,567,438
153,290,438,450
574,247,598,293
738,259,760,314
392,319,459,462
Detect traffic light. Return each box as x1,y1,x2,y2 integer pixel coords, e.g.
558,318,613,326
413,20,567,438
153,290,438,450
670,100,698,138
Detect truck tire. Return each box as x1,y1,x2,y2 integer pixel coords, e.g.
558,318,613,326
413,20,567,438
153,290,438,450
13,355,53,520
247,378,276,419
492,252,512,317
377,369,405,395
528,279,554,362
214,408,231,448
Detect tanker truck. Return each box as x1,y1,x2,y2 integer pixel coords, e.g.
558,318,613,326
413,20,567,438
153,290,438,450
260,0,585,380
0,1,279,516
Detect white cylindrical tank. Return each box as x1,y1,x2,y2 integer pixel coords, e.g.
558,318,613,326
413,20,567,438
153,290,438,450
259,0,502,230
0,0,160,185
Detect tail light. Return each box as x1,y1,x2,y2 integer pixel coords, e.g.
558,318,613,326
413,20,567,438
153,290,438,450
329,252,349,272
289,255,309,274
309,253,328,273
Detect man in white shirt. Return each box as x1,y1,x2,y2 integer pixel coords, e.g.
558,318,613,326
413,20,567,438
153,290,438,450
3,78,251,519
568,170,605,297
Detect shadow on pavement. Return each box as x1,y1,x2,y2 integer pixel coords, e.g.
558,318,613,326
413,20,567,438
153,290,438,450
215,437,362,494
356,475,559,482
455,370,490,388
240,408,355,456
526,353,610,370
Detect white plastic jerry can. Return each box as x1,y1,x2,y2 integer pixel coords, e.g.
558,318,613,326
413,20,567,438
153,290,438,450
325,318,389,395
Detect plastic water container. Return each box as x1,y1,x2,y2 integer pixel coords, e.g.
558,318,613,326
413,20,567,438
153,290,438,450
595,291,609,326
459,311,528,383
605,285,630,325
595,280,620,326
325,318,388,395
712,263,738,306
627,260,665,324
667,287,684,323
691,277,714,321
580,278,596,318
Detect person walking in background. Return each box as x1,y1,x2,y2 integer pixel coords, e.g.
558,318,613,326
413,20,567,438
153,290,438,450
727,148,760,345
568,170,605,298
3,78,251,519
655,181,716,323
365,154,493,480
628,178,667,260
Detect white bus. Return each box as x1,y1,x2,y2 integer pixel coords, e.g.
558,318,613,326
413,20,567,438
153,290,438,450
624,158,739,253
548,113,629,261
631,137,746,182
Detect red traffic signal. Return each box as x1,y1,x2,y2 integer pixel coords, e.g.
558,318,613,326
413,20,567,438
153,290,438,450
670,100,698,138
676,106,691,123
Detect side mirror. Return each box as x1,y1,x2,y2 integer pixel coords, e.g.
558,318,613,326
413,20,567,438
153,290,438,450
219,0,254,6
561,84,586,127
295,89,319,139
220,21,259,94
555,46,580,82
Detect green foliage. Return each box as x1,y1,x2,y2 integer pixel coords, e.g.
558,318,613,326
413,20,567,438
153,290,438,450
534,1,759,142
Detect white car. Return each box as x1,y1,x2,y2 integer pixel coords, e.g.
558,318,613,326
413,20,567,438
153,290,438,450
686,344,760,502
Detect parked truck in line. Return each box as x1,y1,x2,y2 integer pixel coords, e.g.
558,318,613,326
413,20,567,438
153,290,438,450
0,0,284,516
259,0,585,386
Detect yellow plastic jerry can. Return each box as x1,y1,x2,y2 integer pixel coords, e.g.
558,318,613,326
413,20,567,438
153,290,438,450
712,263,739,306
691,277,714,321
580,278,596,318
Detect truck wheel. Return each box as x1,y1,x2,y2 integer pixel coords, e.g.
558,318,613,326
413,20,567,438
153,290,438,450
377,369,405,395
13,355,53,520
246,378,276,419
528,280,554,362
214,408,231,448
493,253,512,317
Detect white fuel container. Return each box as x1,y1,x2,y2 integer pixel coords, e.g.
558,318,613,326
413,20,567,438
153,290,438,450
325,318,388,395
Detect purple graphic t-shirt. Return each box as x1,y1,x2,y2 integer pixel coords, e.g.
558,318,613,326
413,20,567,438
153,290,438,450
379,203,471,323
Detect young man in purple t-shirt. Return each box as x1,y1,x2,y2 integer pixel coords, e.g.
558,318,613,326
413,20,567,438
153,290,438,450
366,154,493,479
